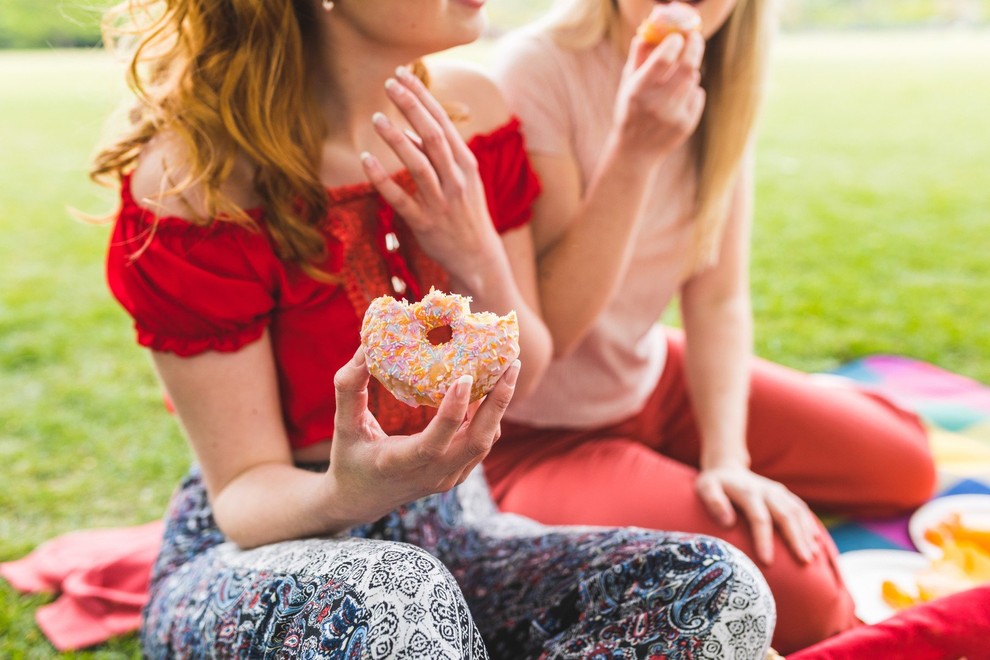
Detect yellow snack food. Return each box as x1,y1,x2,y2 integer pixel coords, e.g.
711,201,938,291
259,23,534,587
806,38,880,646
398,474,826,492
881,513,990,610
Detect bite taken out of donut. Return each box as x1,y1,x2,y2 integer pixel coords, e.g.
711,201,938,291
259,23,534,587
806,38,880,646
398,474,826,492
637,2,702,46
360,288,520,408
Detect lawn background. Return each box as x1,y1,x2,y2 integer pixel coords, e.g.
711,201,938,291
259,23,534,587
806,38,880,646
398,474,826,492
2,26,989,659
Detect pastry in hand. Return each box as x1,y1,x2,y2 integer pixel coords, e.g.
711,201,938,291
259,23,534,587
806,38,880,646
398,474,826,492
360,288,519,407
638,2,703,45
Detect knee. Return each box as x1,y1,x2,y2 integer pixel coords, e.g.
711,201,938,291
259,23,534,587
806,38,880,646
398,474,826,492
758,547,858,653
706,540,777,655
876,432,937,514
901,434,937,506
637,536,776,658
357,543,484,656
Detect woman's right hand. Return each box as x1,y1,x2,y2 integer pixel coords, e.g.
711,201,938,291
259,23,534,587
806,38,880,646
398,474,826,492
612,30,707,163
327,347,520,524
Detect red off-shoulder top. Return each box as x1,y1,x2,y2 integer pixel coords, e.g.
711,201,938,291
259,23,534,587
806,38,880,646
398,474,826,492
107,118,541,448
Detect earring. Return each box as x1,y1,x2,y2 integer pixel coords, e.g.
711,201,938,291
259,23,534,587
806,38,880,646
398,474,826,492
322,0,334,11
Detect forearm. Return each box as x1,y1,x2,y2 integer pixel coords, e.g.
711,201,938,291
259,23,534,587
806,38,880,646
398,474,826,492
449,249,552,399
538,137,658,356
681,296,754,470
209,462,370,549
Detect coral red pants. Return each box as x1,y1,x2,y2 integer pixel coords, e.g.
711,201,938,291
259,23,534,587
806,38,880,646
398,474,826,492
484,333,936,654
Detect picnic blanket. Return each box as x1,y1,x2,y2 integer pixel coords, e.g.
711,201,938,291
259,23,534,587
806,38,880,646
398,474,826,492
3,355,990,652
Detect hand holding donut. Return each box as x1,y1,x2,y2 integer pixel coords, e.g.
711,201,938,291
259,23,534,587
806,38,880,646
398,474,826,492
612,5,706,163
361,67,503,287
329,346,521,522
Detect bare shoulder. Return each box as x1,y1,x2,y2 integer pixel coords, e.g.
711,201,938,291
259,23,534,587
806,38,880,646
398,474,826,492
428,59,511,140
130,131,261,220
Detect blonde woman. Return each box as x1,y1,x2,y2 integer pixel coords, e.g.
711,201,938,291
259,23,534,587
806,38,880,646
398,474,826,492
92,0,775,656
484,0,936,652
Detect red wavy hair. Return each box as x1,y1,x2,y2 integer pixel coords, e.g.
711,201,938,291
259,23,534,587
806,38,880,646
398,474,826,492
92,0,424,278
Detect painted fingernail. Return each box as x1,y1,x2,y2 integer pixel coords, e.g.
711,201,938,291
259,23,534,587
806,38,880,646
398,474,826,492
504,360,521,387
395,65,411,80
359,151,374,166
372,112,389,128
456,374,473,398
384,78,399,92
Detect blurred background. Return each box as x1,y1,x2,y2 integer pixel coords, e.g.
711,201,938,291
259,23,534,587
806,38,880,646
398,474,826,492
1,0,989,46
1,1,988,656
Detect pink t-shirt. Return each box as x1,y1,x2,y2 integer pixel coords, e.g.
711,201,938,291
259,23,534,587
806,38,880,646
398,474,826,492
494,29,700,428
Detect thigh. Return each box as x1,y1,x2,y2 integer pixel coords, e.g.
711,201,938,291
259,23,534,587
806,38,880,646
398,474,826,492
144,537,486,659
497,435,707,529
646,333,935,516
492,436,857,654
742,358,935,515
145,468,488,660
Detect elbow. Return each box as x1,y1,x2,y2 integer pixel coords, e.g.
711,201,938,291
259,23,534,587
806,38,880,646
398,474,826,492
548,321,587,360
212,508,263,550
552,334,581,360
514,323,553,399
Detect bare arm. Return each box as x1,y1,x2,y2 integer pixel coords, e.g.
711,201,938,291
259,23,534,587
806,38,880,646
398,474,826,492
151,337,340,548
680,163,755,474
530,33,707,357
682,161,823,566
153,338,520,549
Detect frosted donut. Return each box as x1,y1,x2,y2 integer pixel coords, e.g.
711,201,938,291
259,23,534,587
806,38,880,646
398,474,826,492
638,2,702,46
360,288,520,408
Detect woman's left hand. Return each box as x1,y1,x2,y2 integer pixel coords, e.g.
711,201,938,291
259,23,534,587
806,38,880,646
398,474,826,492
361,67,502,285
695,465,824,566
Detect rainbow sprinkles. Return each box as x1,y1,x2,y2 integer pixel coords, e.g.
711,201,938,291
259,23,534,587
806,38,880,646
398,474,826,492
360,288,520,407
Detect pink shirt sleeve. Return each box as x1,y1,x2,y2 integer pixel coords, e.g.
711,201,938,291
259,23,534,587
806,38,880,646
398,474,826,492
492,30,574,159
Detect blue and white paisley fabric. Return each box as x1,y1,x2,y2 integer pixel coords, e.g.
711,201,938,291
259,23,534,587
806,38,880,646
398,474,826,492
143,467,774,659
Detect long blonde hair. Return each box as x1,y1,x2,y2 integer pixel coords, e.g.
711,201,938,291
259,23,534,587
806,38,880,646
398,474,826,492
91,0,434,278
542,0,777,270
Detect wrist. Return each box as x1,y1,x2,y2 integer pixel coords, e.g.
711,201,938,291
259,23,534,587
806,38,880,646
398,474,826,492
607,129,664,172
316,470,386,533
700,447,751,472
449,246,513,299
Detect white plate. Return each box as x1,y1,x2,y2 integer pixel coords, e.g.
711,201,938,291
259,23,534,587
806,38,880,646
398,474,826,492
908,494,990,558
837,549,929,624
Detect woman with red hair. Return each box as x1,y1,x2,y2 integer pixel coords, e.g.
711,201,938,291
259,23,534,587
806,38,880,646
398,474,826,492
91,0,775,657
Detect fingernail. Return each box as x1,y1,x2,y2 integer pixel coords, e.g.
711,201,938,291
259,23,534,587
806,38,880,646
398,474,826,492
384,78,399,92
351,346,366,365
456,374,473,398
372,112,389,128
395,65,411,80
359,151,373,166
503,360,521,387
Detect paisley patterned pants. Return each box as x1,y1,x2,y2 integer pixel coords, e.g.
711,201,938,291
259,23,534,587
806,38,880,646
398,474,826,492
142,466,775,659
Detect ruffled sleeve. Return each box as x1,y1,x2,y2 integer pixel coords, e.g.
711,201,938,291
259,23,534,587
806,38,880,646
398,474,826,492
470,117,542,234
106,178,281,357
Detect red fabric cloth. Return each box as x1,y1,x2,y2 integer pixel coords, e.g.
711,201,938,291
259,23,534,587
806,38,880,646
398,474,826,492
788,585,990,660
0,521,163,651
106,118,541,447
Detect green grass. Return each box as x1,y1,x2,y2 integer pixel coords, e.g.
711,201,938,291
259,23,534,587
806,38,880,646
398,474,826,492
1,30,989,657
751,31,990,375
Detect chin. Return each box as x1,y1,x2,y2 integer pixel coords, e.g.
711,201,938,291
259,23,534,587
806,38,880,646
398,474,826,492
435,24,486,52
